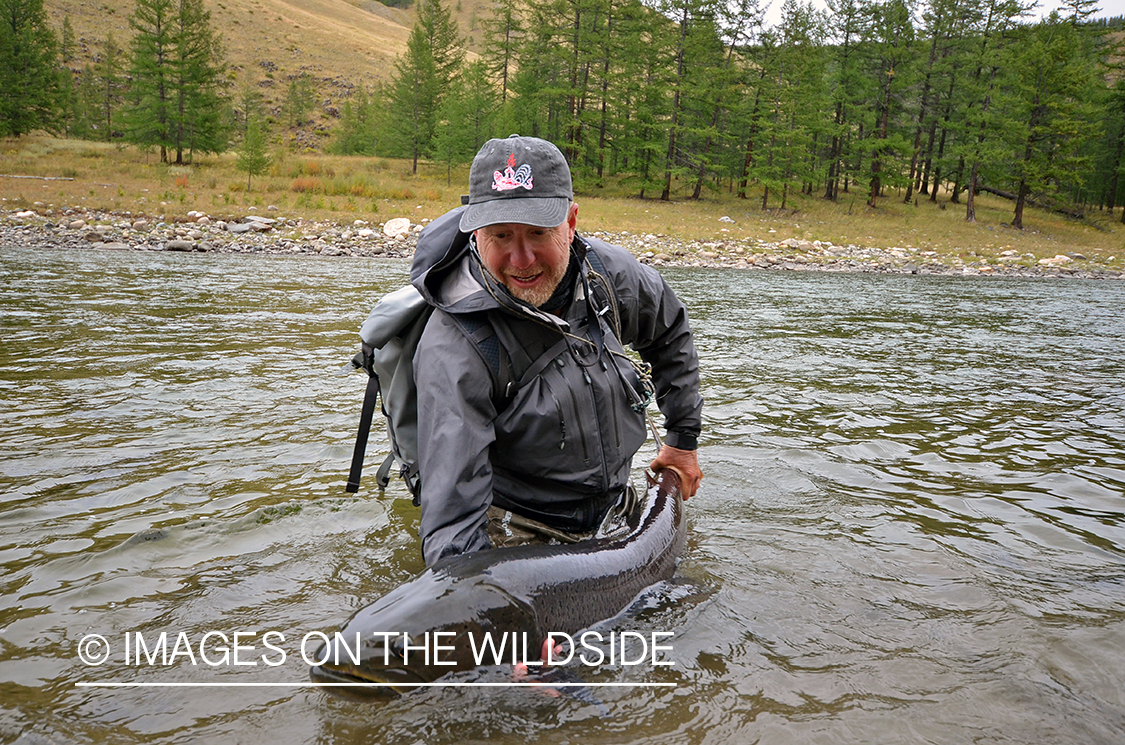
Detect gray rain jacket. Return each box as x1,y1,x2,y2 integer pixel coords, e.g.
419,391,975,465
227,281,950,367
410,207,702,566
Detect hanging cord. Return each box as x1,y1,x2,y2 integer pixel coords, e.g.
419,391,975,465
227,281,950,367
470,238,665,453
470,238,602,362
585,263,664,453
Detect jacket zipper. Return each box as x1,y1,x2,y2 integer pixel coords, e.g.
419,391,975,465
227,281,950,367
580,365,609,483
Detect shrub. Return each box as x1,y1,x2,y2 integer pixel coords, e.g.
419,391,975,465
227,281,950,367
290,177,322,192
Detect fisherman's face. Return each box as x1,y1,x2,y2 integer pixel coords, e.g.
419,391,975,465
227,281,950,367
475,203,578,308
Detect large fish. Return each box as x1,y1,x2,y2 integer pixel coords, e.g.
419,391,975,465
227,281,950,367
309,469,686,692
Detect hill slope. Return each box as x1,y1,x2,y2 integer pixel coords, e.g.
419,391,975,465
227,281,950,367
46,0,418,128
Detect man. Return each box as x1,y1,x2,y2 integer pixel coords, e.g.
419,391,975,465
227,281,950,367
411,135,703,566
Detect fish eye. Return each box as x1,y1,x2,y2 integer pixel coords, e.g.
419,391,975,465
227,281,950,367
391,634,409,659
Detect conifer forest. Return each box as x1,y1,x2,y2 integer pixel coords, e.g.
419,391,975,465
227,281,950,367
3,0,1125,223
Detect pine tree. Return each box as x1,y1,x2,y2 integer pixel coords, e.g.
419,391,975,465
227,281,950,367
94,33,125,141
655,0,728,201
168,0,227,162
689,0,765,200
505,2,563,141
822,0,873,200
957,0,1027,222
237,109,271,190
283,73,317,128
910,0,979,204
386,25,441,172
480,0,523,102
1061,0,1100,26
433,60,499,180
864,0,915,209
1099,70,1125,219
59,15,77,136
611,0,670,197
124,0,176,160
71,64,99,139
1002,12,1102,229
0,0,62,137
744,0,827,208
385,0,464,173
125,0,227,163
331,86,379,155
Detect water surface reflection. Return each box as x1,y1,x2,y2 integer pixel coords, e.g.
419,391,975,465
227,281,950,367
1,247,1123,743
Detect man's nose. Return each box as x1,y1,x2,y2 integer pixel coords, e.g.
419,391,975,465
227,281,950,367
507,237,536,269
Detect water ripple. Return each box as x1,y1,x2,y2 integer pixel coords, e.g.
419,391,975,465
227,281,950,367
2,248,1124,743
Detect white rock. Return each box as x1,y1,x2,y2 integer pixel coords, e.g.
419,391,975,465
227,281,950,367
383,217,412,238
1038,254,1072,267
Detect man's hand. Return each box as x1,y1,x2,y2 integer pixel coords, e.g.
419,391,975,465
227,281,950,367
649,444,702,499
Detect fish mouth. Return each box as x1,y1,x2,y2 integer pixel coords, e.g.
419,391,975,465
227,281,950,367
310,662,428,696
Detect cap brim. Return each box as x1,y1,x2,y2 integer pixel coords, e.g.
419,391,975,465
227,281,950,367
459,197,570,232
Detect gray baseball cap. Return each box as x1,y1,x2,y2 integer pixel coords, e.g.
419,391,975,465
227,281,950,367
459,135,573,232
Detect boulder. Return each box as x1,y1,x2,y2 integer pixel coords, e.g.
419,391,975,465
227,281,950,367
1038,254,1072,267
383,217,412,238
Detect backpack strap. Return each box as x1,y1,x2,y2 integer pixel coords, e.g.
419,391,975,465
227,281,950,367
345,371,381,493
445,311,516,409
348,244,622,497
459,244,621,406
491,318,569,392
581,243,622,340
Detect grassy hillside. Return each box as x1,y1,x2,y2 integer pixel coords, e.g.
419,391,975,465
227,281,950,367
46,0,415,138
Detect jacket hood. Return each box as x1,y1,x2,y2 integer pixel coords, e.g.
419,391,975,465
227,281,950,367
409,207,478,309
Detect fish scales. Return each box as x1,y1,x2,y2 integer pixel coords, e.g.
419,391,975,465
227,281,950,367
310,469,686,692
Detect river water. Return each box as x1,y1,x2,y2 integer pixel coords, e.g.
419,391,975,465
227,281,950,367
1,245,1123,744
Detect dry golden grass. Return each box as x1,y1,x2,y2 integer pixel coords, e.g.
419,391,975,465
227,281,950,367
569,179,1124,267
45,0,414,125
2,135,1123,268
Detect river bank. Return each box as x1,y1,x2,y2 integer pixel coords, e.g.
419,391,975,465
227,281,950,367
4,206,1123,279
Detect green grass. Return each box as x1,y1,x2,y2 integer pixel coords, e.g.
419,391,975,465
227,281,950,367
3,134,1123,268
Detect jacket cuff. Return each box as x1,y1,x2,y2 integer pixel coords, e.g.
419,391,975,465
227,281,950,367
665,430,698,451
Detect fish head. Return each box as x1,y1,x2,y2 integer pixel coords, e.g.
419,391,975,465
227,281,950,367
309,567,539,694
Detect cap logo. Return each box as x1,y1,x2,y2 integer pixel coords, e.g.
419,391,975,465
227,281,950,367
492,152,534,192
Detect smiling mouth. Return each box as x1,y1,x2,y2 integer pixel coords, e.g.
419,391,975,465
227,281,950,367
507,271,543,286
